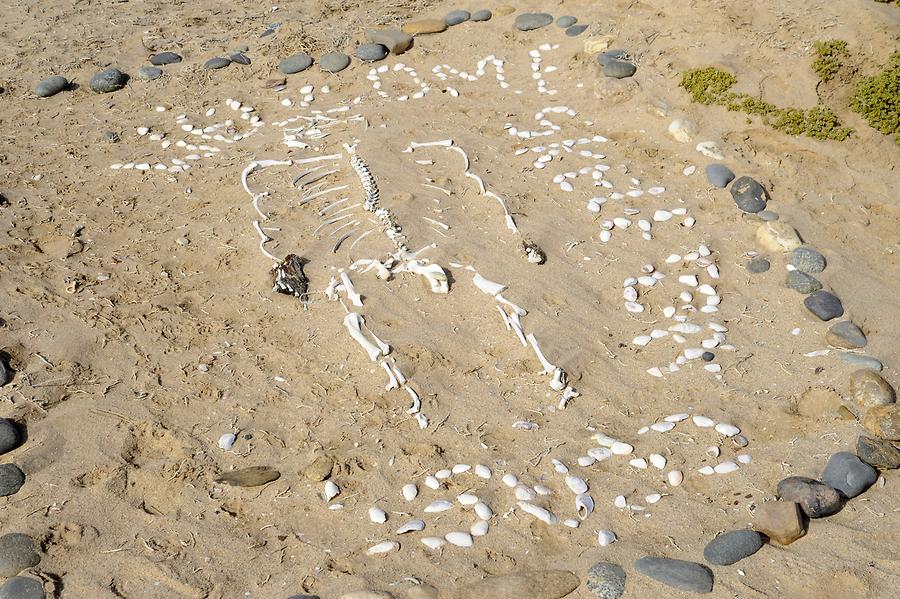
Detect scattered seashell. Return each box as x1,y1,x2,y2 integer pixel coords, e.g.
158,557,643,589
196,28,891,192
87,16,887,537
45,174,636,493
435,468,452,480
575,493,594,519
502,473,519,488
534,484,553,496
396,519,425,534
474,502,493,520
737,454,752,464
324,481,340,501
565,476,588,494
667,470,684,486
424,500,453,513
611,441,634,455
698,466,715,475
218,433,236,450
402,483,418,501
445,531,474,547
650,422,676,433
706,446,720,458
614,495,627,509
515,485,538,501
457,493,479,506
425,476,441,490
649,454,667,469
452,464,471,475
367,540,399,555
715,423,740,437
588,447,613,461
421,537,445,550
552,459,569,474
470,520,489,537
368,507,387,523
629,458,649,470
475,464,492,479
578,455,597,467
714,461,739,474
693,415,715,427
518,502,558,525
597,530,617,546
563,518,580,528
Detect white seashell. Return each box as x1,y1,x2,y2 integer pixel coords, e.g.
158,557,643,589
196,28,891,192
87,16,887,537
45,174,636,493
667,470,684,486
698,466,715,475
565,476,588,494
678,274,699,286
515,485,537,501
684,348,705,360
698,284,716,295
470,520,489,537
715,423,740,437
624,286,638,301
693,415,715,427
670,323,702,334
587,447,613,461
424,500,453,513
611,441,634,455
435,469,452,480
217,433,236,450
445,531,473,547
706,446,720,458
324,481,340,501
457,493,479,506
552,459,569,474
578,455,597,467
475,464,492,479
737,454,752,464
714,461,739,474
396,519,425,534
663,306,677,318
625,301,644,313
683,165,696,176
502,473,518,488
665,413,689,422
614,495,627,508
452,464,471,475
368,507,387,523
421,537,445,550
650,422,676,433
649,454,667,469
613,217,631,229
633,335,652,347
402,483,418,501
575,493,595,519
425,476,441,490
367,540,399,555
653,210,673,222
646,493,662,504
638,426,650,435
647,367,663,378
518,502,558,524
679,291,694,303
629,458,648,469
599,230,612,243
563,518,580,528
597,530,617,546
474,502,493,520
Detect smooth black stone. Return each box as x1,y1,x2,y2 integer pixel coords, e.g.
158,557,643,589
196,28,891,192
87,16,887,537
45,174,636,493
776,476,844,518
603,59,636,79
804,290,843,321
827,321,867,348
820,452,878,498
137,66,163,80
701,352,714,362
355,43,388,62
320,52,351,73
705,164,735,188
0,534,40,578
730,176,767,213
203,57,231,70
746,257,770,273
471,9,492,22
0,357,9,386
0,576,45,599
857,435,900,470
0,419,20,455
597,50,629,67
35,76,69,97
585,562,626,598
557,16,578,28
445,10,471,25
786,270,822,294
566,24,588,37
0,464,25,497
89,68,128,93
703,530,764,565
790,246,826,274
515,12,554,31
149,52,182,65
279,53,313,74
634,557,713,594
229,52,251,65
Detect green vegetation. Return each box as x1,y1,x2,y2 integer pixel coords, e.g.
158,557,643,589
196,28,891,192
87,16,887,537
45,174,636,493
812,40,848,82
874,0,900,6
850,53,900,145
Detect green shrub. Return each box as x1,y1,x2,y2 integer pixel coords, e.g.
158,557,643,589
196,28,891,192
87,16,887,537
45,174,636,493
812,40,848,82
850,53,900,144
679,68,737,104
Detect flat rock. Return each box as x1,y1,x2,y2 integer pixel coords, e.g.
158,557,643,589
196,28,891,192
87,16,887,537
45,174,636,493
703,530,764,565
856,435,900,470
603,59,637,79
514,13,553,31
137,66,163,80
850,370,895,408
445,10,471,26
790,247,826,273
820,452,878,497
597,50,629,67
633,557,713,594
366,30,413,54
402,19,447,35
0,576,45,599
303,455,334,481
705,164,735,188
0,534,40,578
203,57,231,70
0,419,20,455
215,466,280,487
320,52,351,73
838,353,882,371
730,176,767,213
279,53,313,74
456,570,579,599
758,210,780,221
557,16,578,28
756,221,802,252
566,24,588,37
149,52,182,65
229,52,251,65
863,405,900,441
89,68,128,93
786,270,822,294
0,464,25,497
35,76,69,97
746,257,770,273
753,501,806,544
584,35,616,54
585,562,626,598
356,43,388,62
494,5,516,16
826,321,867,349
803,290,843,321
776,476,843,518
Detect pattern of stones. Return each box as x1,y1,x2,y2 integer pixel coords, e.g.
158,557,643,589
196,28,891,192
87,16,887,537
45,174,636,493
149,52,182,65
0,464,25,497
203,57,231,70
730,176,767,213
803,290,843,321
826,321,867,349
514,13,554,31
366,30,413,55
319,52,351,73
0,534,40,578
0,576,45,599
820,452,878,498
705,164,735,188
137,66,163,80
776,476,843,518
753,501,806,544
856,435,900,469
702,530,764,565
786,270,822,294
0,419,21,455
746,257,770,273
89,68,128,93
356,43,388,62
849,370,895,408
756,221,802,252
603,59,637,79
633,557,714,594
279,53,313,74
790,247,826,273
471,10,492,22
402,19,447,35
229,52,251,65
566,24,588,37
445,10,471,26
585,562,626,598
35,76,68,97
556,16,578,28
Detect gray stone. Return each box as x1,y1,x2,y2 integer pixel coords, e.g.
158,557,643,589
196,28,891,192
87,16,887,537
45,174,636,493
514,13,554,31
366,30,413,54
776,476,844,518
703,530,764,565
838,353,883,372
804,291,843,321
705,164,735,188
471,10,492,22
0,534,40,578
730,176,767,213
791,247,826,274
746,257,770,273
820,451,878,498
758,210,780,221
285,596,320,599
849,369,895,407
0,576,45,599
826,321,867,349
149,52,182,65
229,52,251,65
566,24,588,37
856,435,900,470
597,50,629,67
203,57,231,70
786,270,822,294
585,562,626,598
355,43,388,62
137,66,163,80
35,76,68,97
279,53,313,74
445,10,471,26
0,464,25,496
320,52,351,73
603,59,637,79
634,557,713,594
89,68,128,93
0,357,8,386
0,419,20,455
557,16,578,28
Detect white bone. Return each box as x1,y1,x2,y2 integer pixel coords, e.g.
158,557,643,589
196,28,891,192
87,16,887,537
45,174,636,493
339,271,363,307
404,386,420,414
526,333,556,374
380,361,399,390
344,313,382,361
251,220,278,261
294,153,342,164
496,305,512,330
508,312,528,346
496,294,527,316
403,139,453,152
471,272,507,295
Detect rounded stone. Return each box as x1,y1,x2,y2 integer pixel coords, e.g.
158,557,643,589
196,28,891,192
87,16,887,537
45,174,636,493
756,221,802,252
603,59,637,79
303,455,334,482
0,419,21,455
701,351,714,361
149,52,182,65
856,435,900,470
803,290,843,321
0,576,45,599
366,30,413,54
35,76,69,98
863,404,900,441
633,557,714,594
402,584,437,599
776,476,843,518
758,210,780,221
203,57,231,70
445,10,471,26
228,52,251,65
137,66,163,80
702,530,764,565
752,501,806,544
838,353,882,372
0,464,25,497
401,19,447,35
850,370,895,409
320,52,351,73
820,451,878,497
0,357,9,386
355,43,388,62
597,50,629,67
0,534,40,578
89,68,128,93
279,53,313,74
471,10,492,22
556,16,578,28
786,270,822,294
566,24,588,37
746,257,770,273
790,247,826,274
705,164,735,188
826,321,867,349
585,562,626,598
514,13,554,31
730,176,767,213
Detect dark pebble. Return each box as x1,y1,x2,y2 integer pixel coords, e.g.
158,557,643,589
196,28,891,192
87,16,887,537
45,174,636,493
0,357,10,386
786,270,822,294
0,419,21,455
0,576,45,599
703,530,764,565
137,66,163,80
445,10,471,25
856,435,900,470
355,43,388,62
746,257,770,273
0,534,40,578
776,476,843,518
585,562,626,598
603,59,637,79
279,53,313,74
229,52,251,65
705,164,735,188
0,464,25,497
320,52,351,73
203,57,231,70
790,247,826,274
557,16,578,28
634,556,713,594
149,52,182,66
89,68,128,93
803,290,843,321
597,50,629,67
701,352,714,362
35,76,69,98
820,452,878,498
730,176,767,213
826,320,867,349
514,12,554,31
471,10,492,22
566,24,588,37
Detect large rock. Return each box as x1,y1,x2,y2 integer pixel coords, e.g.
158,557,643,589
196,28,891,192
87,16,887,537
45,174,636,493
705,164,735,188
320,52,351,73
790,247,826,273
756,221,802,252
850,370,895,409
786,270,822,294
820,452,878,497
633,557,713,594
454,570,579,599
838,353,883,372
355,43,388,62
0,464,25,497
279,53,313,74
514,13,553,31
857,435,900,470
803,290,843,321
864,404,900,441
445,10,471,26
402,19,447,35
753,501,806,544
89,68,128,93
730,176,767,213
603,60,636,79
776,476,843,518
149,52,182,65
0,419,21,455
703,530,764,565
826,321,867,349
366,30,413,54
35,76,69,97
0,576,45,599
585,562,626,598
0,534,40,578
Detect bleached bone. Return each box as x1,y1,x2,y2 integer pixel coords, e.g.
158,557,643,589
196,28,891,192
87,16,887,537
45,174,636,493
351,258,392,280
414,413,428,429
252,220,278,261
349,228,375,251
293,153,342,165
339,271,363,307
380,360,400,390
526,333,556,374
447,145,471,171
558,386,579,410
471,271,507,295
318,197,349,215
496,294,527,316
550,367,567,391
301,185,349,204
423,183,451,196
518,502,558,525
362,319,391,355
496,305,512,331
484,191,518,232
508,312,528,346
403,261,449,293
403,139,453,152
389,361,407,386
405,386,421,414
343,312,383,361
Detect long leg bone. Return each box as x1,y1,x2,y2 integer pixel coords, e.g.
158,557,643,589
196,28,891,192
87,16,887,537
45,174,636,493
343,313,383,362
526,333,556,374
339,271,364,307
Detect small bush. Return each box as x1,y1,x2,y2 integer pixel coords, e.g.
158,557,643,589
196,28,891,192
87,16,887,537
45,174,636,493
812,40,848,82
850,53,900,144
